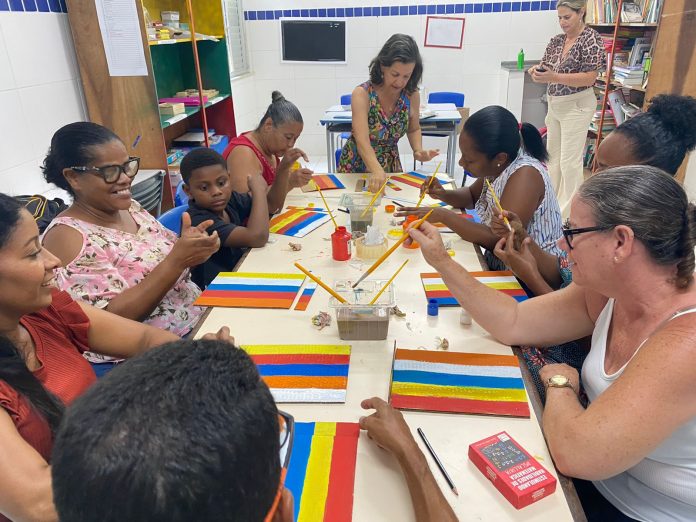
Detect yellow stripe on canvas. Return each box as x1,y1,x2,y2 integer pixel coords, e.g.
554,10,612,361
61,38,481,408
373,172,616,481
242,344,351,355
297,422,336,522
215,272,306,280
424,282,521,291
391,382,528,403
270,210,307,232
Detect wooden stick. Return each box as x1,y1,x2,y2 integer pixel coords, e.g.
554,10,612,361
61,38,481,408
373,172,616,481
294,263,347,303
485,178,511,231
352,209,434,288
314,181,338,229
415,161,443,208
369,260,409,305
360,178,389,217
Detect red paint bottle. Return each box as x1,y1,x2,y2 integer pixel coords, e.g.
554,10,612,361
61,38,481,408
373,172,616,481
331,226,352,260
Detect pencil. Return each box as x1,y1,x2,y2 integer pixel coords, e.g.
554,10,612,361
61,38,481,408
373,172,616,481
390,200,405,208
417,427,459,497
368,260,409,305
360,178,389,217
415,161,443,208
314,182,339,229
294,262,347,304
352,209,433,288
484,178,511,231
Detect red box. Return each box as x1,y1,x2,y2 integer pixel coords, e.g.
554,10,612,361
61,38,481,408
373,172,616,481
468,431,557,509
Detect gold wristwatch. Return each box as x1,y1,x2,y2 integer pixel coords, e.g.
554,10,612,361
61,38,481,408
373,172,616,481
546,375,575,393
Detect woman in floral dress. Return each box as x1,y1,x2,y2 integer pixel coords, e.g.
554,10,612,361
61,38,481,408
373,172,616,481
338,34,438,192
41,122,220,374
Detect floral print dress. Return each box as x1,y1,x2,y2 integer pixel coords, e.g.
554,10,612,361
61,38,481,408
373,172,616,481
43,201,204,363
337,81,410,173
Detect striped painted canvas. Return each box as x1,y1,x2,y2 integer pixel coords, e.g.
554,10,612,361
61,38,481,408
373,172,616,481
193,272,305,308
287,422,359,522
301,174,346,192
389,171,431,188
242,344,350,403
294,281,317,311
421,271,528,306
270,208,331,237
390,349,530,417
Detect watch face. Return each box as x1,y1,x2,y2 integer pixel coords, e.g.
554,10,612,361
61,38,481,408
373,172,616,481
550,375,568,386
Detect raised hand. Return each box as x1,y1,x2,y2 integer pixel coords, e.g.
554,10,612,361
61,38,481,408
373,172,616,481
168,212,220,271
414,149,440,163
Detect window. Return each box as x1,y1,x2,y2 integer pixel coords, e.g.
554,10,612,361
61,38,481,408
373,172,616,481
223,0,250,78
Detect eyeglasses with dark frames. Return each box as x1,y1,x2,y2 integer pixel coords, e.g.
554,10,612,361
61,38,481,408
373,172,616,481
263,410,295,522
562,218,614,250
70,157,140,184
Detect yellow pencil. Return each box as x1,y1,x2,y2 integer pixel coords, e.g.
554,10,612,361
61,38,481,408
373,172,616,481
314,181,338,229
294,262,347,303
369,259,409,305
485,178,511,231
415,161,443,208
360,178,389,217
352,209,434,288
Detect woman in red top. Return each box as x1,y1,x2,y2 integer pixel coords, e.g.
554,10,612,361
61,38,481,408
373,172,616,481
0,193,229,521
223,91,313,213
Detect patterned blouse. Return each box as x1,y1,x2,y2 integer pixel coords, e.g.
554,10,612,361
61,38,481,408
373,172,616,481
541,26,606,96
476,150,563,271
337,81,410,173
43,201,203,362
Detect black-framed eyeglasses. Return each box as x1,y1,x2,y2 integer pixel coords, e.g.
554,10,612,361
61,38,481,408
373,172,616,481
70,157,140,184
264,410,295,522
562,218,614,250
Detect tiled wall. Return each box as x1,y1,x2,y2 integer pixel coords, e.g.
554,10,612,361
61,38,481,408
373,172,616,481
0,6,84,199
234,1,559,158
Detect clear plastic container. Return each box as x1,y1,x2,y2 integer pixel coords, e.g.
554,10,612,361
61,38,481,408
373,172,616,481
329,279,394,340
339,193,382,234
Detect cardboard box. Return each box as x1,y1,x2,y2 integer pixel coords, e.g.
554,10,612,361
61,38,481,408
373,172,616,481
468,431,556,509
158,102,185,116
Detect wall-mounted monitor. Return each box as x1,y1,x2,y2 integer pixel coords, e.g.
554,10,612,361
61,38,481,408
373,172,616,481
280,19,347,64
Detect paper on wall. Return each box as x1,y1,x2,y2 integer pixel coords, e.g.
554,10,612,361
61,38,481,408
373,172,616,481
95,0,148,77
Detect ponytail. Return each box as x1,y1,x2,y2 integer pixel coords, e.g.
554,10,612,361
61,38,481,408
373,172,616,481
520,122,549,163
675,202,696,289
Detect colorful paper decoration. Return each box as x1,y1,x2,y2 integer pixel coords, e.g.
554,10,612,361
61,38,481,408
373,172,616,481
390,348,530,417
270,208,331,237
301,174,346,192
421,271,528,306
193,272,305,308
287,422,359,522
294,281,317,311
243,344,351,403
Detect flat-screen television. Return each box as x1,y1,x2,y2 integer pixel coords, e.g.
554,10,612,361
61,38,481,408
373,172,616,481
280,19,346,64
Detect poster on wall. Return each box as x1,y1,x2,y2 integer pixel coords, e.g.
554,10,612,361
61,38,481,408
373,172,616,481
424,16,466,49
95,0,148,76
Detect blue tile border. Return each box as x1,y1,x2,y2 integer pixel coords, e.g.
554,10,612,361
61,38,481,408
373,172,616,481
1,0,65,11
244,2,554,20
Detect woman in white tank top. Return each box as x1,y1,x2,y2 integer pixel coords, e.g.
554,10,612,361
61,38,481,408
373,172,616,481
403,165,696,521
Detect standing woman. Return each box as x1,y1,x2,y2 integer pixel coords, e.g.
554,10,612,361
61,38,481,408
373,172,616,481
530,0,605,216
338,34,439,193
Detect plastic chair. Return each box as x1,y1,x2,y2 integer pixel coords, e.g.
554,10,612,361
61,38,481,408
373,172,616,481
415,91,466,169
335,94,353,170
158,204,188,235
174,181,189,206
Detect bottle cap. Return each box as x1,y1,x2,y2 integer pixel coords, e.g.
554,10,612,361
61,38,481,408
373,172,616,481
427,298,439,316
385,204,395,213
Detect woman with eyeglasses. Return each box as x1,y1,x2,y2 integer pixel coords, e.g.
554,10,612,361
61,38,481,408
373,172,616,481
41,122,219,373
382,165,696,521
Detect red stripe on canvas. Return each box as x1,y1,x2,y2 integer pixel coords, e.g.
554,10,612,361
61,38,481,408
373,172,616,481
323,423,360,522
390,394,530,417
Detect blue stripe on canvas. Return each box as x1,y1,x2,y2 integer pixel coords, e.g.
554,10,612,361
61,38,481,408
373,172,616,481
257,364,350,377
283,211,327,237
286,422,315,522
393,370,525,389
205,284,301,293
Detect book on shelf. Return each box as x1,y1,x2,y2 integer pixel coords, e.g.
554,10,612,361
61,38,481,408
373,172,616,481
621,2,643,22
588,0,663,24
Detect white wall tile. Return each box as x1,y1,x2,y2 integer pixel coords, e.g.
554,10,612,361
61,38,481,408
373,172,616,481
293,77,338,111
253,78,298,114
0,90,34,171
248,19,281,52
345,17,379,49
0,24,16,92
251,49,294,81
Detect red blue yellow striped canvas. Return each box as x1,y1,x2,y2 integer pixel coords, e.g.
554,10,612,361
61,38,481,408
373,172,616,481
193,272,305,308
270,209,331,237
242,344,351,403
287,422,359,522
421,271,528,306
301,174,346,192
390,349,530,418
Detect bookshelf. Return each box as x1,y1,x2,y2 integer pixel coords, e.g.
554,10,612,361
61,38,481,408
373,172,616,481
65,0,238,213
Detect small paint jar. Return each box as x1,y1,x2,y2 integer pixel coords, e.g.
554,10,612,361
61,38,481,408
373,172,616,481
402,215,420,249
427,298,439,317
385,204,395,213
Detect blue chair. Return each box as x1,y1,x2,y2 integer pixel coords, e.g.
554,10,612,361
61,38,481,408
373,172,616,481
415,91,466,169
158,204,188,235
335,94,353,169
174,181,189,206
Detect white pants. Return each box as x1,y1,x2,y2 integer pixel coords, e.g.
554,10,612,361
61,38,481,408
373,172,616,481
545,88,597,217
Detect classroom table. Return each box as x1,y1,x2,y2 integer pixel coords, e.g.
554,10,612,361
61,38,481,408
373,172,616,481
320,103,462,177
193,174,582,521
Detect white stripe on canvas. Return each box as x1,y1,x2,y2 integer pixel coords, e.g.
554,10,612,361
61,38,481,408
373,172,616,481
393,359,522,378
270,388,346,403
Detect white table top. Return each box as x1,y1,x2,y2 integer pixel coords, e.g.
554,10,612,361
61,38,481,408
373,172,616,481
194,174,574,521
321,104,462,124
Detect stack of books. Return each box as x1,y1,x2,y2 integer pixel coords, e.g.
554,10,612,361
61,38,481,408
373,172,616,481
587,0,663,24
612,65,644,86
589,109,617,133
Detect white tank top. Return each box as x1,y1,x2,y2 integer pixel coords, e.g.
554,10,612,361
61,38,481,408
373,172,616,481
582,299,696,521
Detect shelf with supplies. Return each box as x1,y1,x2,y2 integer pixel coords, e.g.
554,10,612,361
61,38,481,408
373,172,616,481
588,22,658,27
148,35,224,46
159,94,229,129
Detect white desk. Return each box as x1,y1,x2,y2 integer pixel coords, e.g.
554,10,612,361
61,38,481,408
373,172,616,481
320,104,462,178
194,175,577,521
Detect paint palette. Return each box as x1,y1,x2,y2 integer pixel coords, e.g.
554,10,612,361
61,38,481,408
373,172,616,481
389,348,530,417
193,272,305,308
242,344,351,403
421,271,528,306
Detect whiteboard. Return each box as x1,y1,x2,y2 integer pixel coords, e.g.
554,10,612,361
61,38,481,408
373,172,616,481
424,16,466,49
